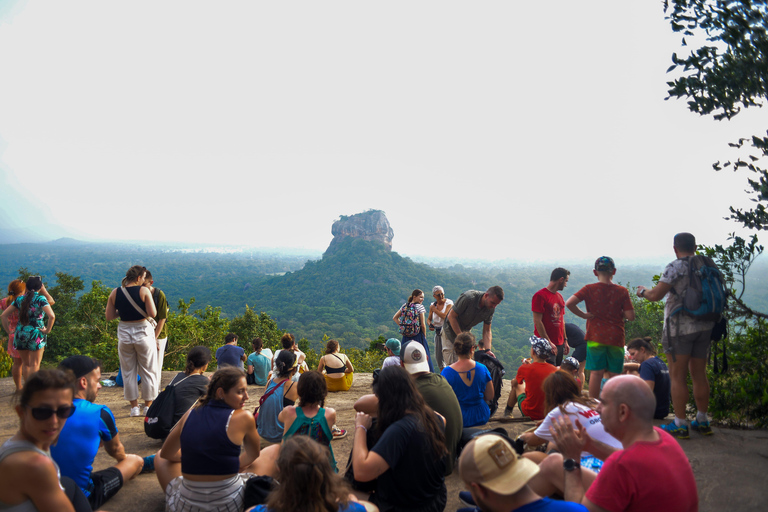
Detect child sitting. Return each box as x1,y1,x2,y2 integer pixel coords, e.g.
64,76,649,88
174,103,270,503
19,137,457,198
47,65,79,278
504,336,558,420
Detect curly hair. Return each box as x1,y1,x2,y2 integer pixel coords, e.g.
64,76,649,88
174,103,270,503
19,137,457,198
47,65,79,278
266,436,352,512
281,332,295,350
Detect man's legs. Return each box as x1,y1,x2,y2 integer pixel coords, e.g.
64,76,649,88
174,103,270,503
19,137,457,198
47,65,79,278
88,456,142,510
434,330,444,370
668,353,691,423
588,369,605,399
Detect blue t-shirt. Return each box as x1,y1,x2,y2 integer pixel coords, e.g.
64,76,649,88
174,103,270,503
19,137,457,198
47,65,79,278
216,344,245,369
247,352,271,385
515,497,588,511
441,363,492,428
639,356,671,419
51,398,118,496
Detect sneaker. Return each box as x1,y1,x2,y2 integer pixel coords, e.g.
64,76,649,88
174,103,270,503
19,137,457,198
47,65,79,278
459,490,476,506
660,420,690,439
691,418,713,436
130,406,141,417
141,406,149,416
503,406,514,418
141,454,156,474
331,425,347,440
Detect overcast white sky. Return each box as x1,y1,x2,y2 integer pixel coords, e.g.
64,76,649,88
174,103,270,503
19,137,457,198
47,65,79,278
0,1,764,263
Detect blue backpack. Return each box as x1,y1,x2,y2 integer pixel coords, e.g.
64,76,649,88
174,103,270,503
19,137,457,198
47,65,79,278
671,255,727,322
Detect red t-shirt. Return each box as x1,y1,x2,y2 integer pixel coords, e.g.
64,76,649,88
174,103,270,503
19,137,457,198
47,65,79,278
573,282,633,347
531,288,565,346
515,362,557,420
586,427,698,512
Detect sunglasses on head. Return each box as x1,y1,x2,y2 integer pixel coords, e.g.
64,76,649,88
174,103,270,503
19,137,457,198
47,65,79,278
29,405,76,421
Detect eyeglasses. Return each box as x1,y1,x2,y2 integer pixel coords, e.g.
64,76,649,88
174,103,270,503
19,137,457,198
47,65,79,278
29,405,76,421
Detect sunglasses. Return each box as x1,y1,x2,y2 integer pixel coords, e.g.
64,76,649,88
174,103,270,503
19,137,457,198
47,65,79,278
29,405,76,421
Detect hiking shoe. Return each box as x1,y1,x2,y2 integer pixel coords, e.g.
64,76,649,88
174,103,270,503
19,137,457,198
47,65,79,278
503,406,514,418
332,425,347,440
130,406,141,417
141,454,156,474
660,420,689,439
459,491,476,507
691,419,713,436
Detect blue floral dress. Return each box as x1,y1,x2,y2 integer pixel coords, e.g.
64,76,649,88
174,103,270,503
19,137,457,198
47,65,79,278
13,293,50,351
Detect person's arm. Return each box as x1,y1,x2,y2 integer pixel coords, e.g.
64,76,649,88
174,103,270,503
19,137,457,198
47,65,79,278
636,282,672,302
563,321,570,355
623,307,636,322
345,354,354,374
446,308,462,336
532,311,557,353
352,412,390,482
105,288,119,321
434,302,452,320
353,394,379,416
565,295,594,321
240,350,247,363
154,318,166,340
38,305,55,335
419,311,427,334
317,356,326,372
160,408,190,462
232,410,261,470
519,431,548,446
36,283,54,307
1,303,17,335
140,286,158,318
23,453,76,512
483,378,494,402
481,322,493,351
392,307,402,325
623,362,641,373
103,434,128,462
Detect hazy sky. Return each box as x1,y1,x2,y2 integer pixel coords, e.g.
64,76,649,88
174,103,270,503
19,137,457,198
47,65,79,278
0,1,764,262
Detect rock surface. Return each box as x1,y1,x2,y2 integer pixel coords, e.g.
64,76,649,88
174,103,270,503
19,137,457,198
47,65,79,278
326,210,394,255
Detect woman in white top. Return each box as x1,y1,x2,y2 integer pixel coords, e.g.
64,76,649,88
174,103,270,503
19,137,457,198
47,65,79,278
428,285,453,370
392,288,434,373
520,370,621,472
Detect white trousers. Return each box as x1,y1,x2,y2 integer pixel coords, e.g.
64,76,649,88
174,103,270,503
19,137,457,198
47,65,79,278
117,321,158,402
156,337,168,387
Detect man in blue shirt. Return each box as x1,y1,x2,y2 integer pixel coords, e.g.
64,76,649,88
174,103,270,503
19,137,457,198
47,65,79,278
216,332,246,369
52,356,148,510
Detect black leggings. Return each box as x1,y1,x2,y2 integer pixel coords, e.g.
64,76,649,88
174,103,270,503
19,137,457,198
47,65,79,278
61,476,93,512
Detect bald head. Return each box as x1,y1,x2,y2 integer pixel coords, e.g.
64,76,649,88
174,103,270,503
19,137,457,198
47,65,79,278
604,375,656,423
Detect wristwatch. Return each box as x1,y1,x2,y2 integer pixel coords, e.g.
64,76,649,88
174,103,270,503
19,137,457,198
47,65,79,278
563,459,581,472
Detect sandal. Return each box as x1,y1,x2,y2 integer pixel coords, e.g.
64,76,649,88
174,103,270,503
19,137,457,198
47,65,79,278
332,425,347,440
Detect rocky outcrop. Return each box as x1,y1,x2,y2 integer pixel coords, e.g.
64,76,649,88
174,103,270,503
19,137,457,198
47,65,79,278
325,210,394,255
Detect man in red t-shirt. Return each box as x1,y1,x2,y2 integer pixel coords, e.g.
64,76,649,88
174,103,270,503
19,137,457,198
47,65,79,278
566,257,635,399
504,336,557,419
528,375,698,512
531,267,570,366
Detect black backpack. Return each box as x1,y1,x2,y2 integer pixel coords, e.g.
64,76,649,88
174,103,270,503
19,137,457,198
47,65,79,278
144,374,192,440
474,350,505,417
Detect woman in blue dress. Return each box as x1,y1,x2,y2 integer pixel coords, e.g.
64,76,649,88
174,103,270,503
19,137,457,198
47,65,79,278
1,276,56,384
441,332,494,427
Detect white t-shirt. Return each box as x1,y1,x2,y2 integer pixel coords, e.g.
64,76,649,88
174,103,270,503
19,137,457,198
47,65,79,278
272,348,306,382
429,299,454,328
534,401,622,457
382,355,401,369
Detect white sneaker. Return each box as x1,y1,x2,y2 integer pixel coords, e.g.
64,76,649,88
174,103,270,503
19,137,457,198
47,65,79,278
130,406,141,417
142,406,149,416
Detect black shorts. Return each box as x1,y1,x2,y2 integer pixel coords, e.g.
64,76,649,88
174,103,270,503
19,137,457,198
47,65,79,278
571,343,587,363
88,467,124,510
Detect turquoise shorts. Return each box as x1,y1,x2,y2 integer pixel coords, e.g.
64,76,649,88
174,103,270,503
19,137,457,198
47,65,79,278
586,342,624,374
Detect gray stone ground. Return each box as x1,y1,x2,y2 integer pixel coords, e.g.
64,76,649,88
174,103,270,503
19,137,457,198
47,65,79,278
1,372,766,511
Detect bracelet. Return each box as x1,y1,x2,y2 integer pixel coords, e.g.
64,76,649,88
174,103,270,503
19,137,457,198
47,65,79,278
356,425,367,433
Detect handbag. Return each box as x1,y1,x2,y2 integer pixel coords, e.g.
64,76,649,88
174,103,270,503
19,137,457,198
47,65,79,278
121,286,158,328
253,378,287,426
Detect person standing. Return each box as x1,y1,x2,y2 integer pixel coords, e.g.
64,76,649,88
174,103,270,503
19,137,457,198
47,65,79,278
0,279,26,391
143,270,169,388
393,289,434,373
636,232,716,438
566,257,635,399
428,285,454,370
105,265,158,417
1,276,56,384
532,269,569,366
442,286,504,366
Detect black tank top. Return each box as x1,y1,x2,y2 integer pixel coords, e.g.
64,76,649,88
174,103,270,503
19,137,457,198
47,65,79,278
115,286,147,321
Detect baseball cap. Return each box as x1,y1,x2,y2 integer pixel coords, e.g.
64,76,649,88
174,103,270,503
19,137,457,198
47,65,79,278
59,355,99,379
563,356,579,368
402,342,430,374
594,256,616,272
530,336,551,359
459,435,540,495
385,338,401,356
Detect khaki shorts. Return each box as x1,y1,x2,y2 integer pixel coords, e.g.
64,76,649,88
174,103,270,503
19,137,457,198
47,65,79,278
662,329,712,360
